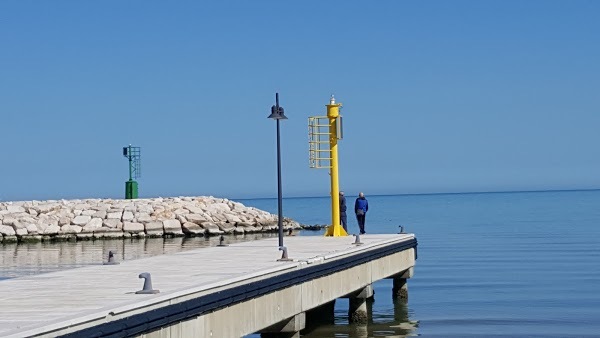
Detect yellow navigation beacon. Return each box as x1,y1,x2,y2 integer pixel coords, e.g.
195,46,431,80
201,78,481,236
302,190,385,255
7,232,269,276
308,95,348,237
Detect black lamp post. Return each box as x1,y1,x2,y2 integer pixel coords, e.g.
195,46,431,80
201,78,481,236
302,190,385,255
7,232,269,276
268,92,287,247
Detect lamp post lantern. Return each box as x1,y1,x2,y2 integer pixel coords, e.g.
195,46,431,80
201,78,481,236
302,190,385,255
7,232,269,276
268,93,287,247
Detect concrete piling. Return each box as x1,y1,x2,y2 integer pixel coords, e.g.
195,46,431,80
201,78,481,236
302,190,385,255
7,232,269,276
392,267,413,300
348,285,373,324
304,300,336,331
260,313,305,338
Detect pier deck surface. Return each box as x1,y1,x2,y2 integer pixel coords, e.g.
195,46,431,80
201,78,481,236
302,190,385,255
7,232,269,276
0,234,414,337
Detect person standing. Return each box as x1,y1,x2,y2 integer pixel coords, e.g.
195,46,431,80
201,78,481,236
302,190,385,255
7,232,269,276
355,192,368,234
339,191,347,232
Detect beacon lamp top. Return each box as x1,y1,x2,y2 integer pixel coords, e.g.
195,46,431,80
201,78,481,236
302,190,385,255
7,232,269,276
328,95,342,108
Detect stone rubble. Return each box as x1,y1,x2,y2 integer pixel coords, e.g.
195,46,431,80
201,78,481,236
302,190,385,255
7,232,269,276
0,196,305,243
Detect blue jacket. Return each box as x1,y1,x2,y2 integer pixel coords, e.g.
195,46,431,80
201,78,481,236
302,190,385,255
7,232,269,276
355,197,368,214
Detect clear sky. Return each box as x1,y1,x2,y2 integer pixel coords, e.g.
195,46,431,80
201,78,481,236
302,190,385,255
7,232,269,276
1,1,599,201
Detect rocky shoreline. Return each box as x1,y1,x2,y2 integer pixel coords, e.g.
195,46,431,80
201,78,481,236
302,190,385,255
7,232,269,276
0,196,325,243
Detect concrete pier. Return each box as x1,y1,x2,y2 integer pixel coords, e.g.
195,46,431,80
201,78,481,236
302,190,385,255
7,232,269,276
0,234,417,337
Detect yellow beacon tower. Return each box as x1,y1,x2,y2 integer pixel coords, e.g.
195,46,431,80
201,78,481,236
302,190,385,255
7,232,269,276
308,95,348,237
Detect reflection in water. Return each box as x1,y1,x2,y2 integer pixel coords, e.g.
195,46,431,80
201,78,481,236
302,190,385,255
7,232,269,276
300,298,418,338
0,233,280,279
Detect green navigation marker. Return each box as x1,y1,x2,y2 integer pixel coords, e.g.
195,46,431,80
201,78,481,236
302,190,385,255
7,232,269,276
122,145,141,199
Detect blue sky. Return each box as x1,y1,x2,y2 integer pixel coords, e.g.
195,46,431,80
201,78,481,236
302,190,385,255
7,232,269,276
0,1,599,200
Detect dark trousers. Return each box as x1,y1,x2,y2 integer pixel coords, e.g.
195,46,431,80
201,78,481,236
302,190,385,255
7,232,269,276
340,213,347,232
356,214,366,234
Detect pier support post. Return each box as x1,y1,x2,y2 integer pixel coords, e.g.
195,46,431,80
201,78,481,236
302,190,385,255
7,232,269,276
259,313,305,338
393,297,409,323
349,284,373,324
392,267,413,301
303,300,336,333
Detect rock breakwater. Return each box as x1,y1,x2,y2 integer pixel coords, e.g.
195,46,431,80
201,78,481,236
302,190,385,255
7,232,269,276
0,196,306,243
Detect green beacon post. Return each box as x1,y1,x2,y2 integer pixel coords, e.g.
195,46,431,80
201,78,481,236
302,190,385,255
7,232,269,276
122,145,141,199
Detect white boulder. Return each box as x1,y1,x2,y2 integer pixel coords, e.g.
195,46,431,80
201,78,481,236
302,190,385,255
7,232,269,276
72,215,91,226
163,219,182,235
0,225,16,236
123,222,144,233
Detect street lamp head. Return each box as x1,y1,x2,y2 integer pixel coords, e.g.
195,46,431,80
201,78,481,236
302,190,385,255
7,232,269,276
268,105,288,120
267,93,288,120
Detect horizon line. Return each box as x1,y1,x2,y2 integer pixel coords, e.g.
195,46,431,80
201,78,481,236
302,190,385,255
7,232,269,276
232,188,600,201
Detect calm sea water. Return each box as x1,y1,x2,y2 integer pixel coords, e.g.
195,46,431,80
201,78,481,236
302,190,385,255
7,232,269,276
2,190,600,336
240,190,600,337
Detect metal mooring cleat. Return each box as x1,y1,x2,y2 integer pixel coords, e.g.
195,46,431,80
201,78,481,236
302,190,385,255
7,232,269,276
277,246,293,261
217,235,228,247
353,234,363,245
399,225,406,234
135,272,159,294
